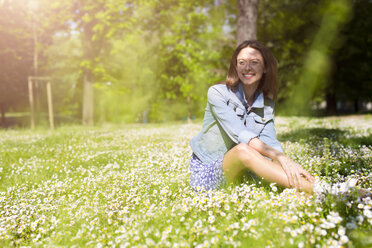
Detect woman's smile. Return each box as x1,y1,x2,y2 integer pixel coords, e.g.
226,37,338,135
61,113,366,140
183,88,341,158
242,72,255,79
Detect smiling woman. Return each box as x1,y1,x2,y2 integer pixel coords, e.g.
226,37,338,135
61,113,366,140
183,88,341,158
189,40,315,192
189,40,365,199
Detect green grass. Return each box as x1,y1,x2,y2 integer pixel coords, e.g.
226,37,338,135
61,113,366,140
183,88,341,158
0,116,371,247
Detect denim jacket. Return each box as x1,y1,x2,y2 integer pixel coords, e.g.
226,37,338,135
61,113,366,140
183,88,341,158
190,83,283,164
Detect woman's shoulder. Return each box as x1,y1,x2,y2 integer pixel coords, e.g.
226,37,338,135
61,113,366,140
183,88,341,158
209,82,228,90
207,83,235,104
208,82,234,95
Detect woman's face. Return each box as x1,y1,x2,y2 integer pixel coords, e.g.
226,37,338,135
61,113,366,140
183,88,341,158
236,47,265,87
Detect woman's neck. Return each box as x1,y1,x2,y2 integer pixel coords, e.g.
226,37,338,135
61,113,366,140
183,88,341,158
242,83,259,106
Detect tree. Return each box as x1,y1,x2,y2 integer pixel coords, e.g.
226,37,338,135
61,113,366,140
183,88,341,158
237,0,259,44
143,0,227,122
327,0,372,114
256,0,321,108
0,0,74,127
0,0,32,127
68,0,135,125
279,0,352,115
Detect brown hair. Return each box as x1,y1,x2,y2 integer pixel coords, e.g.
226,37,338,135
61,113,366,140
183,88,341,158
225,40,278,99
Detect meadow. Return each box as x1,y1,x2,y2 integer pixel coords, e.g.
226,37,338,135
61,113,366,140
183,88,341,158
0,116,371,247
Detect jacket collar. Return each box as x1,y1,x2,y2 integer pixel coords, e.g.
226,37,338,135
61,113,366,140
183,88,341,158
237,83,264,108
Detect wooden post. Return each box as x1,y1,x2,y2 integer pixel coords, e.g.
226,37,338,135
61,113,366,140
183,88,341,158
82,74,94,125
46,81,54,130
28,77,35,129
35,80,40,124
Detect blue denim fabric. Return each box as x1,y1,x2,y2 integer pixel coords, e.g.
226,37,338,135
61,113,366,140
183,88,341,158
190,83,283,165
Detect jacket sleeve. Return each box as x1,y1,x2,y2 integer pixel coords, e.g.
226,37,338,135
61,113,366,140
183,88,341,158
208,86,257,144
258,118,284,153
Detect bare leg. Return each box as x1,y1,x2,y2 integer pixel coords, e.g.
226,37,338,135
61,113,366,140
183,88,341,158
223,143,314,193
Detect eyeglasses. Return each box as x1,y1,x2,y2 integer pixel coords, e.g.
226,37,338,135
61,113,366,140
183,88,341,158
237,59,263,68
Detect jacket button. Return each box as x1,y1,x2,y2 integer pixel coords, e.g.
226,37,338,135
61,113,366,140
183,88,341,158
262,118,265,122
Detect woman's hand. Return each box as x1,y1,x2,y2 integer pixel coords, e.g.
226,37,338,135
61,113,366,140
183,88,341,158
248,138,315,189
277,155,315,190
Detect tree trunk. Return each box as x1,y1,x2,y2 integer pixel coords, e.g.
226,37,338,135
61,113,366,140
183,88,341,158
261,0,266,41
325,93,337,115
237,0,259,45
35,81,41,125
0,103,6,128
354,99,359,113
33,19,40,125
82,72,94,125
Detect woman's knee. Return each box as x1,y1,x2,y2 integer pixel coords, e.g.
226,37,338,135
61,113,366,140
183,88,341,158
234,143,255,161
223,143,255,179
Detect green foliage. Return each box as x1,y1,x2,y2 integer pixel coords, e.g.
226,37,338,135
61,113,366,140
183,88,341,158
145,0,227,121
274,0,352,115
328,0,372,105
292,0,352,115
257,0,319,104
0,0,32,115
1,0,371,124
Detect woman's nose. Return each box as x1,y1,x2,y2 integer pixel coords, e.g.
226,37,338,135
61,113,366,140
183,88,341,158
244,63,253,70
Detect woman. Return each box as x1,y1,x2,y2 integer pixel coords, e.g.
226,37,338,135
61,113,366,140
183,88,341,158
189,40,357,196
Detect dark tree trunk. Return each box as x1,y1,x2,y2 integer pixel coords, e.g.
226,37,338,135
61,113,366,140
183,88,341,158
237,0,259,45
0,103,6,128
354,99,359,113
326,93,337,115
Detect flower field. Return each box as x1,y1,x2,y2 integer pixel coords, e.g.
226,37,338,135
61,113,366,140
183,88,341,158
0,116,371,247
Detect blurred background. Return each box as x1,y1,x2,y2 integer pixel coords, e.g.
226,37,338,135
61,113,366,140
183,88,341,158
0,0,371,128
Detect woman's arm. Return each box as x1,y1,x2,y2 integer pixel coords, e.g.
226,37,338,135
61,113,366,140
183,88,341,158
248,137,315,189
248,137,282,160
